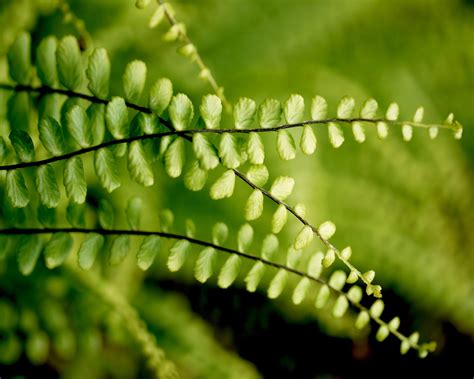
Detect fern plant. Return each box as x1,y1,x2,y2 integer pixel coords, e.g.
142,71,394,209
0,0,471,377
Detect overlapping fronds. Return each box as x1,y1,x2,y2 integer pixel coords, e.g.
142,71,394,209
0,32,464,360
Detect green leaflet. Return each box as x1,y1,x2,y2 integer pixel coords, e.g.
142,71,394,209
193,134,219,170
337,96,355,119
7,32,31,85
0,137,7,163
194,247,216,283
347,285,363,303
247,132,265,164
370,299,385,318
17,235,43,276
38,205,57,227
269,176,294,201
184,160,208,191
376,325,390,342
294,225,314,250
267,269,288,299
212,222,229,246
246,164,269,187
149,78,173,115
123,60,147,103
94,148,121,192
292,278,310,305
315,285,330,308
56,36,83,91
10,130,35,162
128,141,154,186
284,94,305,124
66,202,86,228
328,270,347,290
277,130,296,160
109,235,130,265
386,102,399,121
169,94,194,131
402,124,413,141
311,96,327,120
185,219,196,238
300,125,317,155
149,4,166,28
328,123,344,148
126,197,142,231
36,165,60,208
322,249,335,267
245,189,263,221
237,224,254,252
360,98,378,119
355,310,370,329
318,221,336,240
219,133,241,168
307,251,324,278
167,240,190,272
333,295,349,318
261,234,279,260
137,235,161,271
286,246,301,269
258,98,281,128
165,137,185,178
200,94,222,129
271,204,287,234
7,92,29,132
66,105,92,148
135,0,151,8
244,262,265,292
6,170,30,208
376,121,389,139
39,117,65,156
36,36,58,87
217,254,241,289
44,233,73,269
86,48,110,98
210,170,235,200
38,93,60,121
234,97,256,129
98,199,114,229
352,122,366,143
77,233,104,270
63,157,87,204
105,97,129,139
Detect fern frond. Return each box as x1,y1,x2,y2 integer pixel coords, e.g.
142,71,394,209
0,223,436,357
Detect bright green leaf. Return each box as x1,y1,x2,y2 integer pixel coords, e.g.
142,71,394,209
165,137,185,178
169,94,194,131
63,157,87,204
17,235,43,276
149,78,173,115
109,235,130,265
284,94,305,124
77,233,104,270
39,117,64,156
123,60,147,103
258,98,281,128
86,48,110,98
44,233,73,269
194,247,216,283
245,189,264,221
277,130,296,160
234,97,256,129
167,240,190,272
219,133,241,168
311,96,327,120
6,170,30,208
105,97,129,139
269,176,294,201
36,165,60,208
36,36,58,87
218,254,241,289
57,35,83,90
94,148,121,192
137,235,160,271
267,269,288,299
10,129,35,162
210,170,235,200
245,262,265,292
200,94,222,129
300,125,317,155
184,160,208,191
128,141,154,186
66,105,92,148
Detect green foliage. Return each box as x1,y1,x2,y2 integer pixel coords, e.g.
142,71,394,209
0,1,471,376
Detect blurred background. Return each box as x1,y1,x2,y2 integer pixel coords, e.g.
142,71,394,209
0,0,473,377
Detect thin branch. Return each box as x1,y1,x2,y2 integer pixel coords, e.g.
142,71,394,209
65,261,178,378
0,82,432,291
157,0,231,112
0,226,429,353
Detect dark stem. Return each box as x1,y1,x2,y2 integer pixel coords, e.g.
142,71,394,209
0,226,423,350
